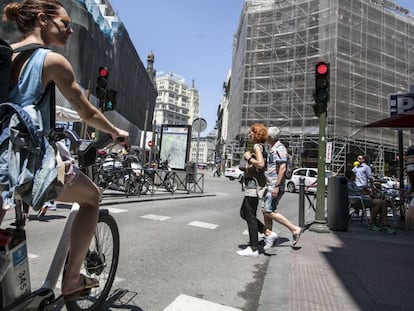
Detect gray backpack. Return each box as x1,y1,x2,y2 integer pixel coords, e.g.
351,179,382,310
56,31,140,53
276,150,293,180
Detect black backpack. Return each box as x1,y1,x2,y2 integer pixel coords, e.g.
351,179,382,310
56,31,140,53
0,39,61,210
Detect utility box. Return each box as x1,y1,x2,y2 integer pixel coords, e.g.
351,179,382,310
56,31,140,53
327,176,349,231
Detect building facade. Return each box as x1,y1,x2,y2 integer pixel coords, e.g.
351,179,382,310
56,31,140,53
189,132,216,164
0,0,157,145
226,0,414,175
154,72,200,128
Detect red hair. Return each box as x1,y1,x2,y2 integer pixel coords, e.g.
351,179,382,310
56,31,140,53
250,123,267,144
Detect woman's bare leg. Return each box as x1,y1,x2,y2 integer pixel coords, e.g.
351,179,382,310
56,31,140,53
0,202,5,225
57,171,100,296
263,211,273,235
269,211,299,233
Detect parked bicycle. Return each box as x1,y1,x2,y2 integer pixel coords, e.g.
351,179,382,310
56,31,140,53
93,148,149,196
143,156,177,193
0,129,120,310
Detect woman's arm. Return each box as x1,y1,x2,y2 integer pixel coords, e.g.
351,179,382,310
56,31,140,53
249,144,265,170
43,52,128,142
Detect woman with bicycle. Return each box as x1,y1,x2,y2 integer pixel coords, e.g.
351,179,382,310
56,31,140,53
2,0,129,301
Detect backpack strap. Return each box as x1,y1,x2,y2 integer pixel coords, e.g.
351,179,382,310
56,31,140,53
275,150,285,161
13,44,45,53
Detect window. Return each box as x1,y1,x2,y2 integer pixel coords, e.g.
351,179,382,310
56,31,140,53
308,170,317,178
295,169,307,176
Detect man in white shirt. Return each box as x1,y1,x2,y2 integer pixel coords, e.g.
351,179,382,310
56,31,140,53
352,155,372,189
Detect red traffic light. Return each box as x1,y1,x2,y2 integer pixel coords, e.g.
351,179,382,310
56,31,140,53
316,62,328,75
99,66,109,78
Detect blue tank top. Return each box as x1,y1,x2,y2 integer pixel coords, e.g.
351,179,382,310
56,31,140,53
8,48,51,134
9,48,50,106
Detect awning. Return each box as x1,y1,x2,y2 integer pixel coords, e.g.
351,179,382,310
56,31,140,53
56,106,81,122
364,111,414,128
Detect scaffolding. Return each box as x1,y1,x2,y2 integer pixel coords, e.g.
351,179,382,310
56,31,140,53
228,0,414,175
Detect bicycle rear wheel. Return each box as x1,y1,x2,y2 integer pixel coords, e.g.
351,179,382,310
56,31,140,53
65,212,120,311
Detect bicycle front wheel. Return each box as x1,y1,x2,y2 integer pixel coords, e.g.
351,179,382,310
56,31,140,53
65,212,120,311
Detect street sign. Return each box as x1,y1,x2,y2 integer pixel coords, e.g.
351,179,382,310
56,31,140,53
388,93,414,116
326,142,332,164
147,140,153,147
192,117,207,133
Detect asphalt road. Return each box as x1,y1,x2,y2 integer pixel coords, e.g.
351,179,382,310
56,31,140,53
5,173,302,311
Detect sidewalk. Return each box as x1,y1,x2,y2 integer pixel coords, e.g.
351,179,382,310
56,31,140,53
258,216,414,310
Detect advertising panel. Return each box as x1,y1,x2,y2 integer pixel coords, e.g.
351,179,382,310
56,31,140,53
159,125,191,170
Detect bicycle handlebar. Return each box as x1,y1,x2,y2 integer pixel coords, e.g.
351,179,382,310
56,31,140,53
48,127,121,168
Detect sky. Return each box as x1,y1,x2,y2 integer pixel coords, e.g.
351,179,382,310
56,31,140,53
108,0,414,136
109,0,244,136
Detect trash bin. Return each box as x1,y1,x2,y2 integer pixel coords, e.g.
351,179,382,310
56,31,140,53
327,175,349,231
186,162,196,183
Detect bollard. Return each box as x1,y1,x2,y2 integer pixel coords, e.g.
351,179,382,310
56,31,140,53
298,176,305,227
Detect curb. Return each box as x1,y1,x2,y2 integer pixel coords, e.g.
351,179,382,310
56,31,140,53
100,192,216,206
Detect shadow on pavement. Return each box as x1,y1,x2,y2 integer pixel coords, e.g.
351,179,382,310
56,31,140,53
323,223,414,310
104,288,144,310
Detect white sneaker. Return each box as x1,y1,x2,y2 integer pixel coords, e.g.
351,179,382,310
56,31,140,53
236,247,259,257
263,232,278,250
46,201,57,210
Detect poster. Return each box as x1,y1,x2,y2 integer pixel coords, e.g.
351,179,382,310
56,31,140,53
159,125,191,170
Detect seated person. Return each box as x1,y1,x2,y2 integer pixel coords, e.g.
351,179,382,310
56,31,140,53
405,147,414,224
345,170,395,234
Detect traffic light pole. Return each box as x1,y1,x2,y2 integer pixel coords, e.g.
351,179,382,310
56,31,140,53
141,100,149,165
309,110,330,233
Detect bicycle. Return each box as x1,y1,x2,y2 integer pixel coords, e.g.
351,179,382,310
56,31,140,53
143,158,177,193
94,150,144,197
0,129,120,310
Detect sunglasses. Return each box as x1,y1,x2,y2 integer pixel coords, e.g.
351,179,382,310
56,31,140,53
61,19,72,30
48,14,72,30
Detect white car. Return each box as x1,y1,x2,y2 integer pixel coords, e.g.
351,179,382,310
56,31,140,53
224,166,243,181
285,168,333,193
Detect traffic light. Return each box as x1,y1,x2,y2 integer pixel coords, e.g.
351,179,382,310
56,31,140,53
313,61,330,116
103,89,117,111
96,66,109,104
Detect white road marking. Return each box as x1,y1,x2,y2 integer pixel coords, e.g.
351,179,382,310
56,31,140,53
215,192,230,196
106,207,128,214
28,253,39,259
188,221,218,230
164,294,241,311
141,214,171,221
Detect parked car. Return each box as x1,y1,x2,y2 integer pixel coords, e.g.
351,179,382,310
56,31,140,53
285,168,333,193
224,166,243,181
